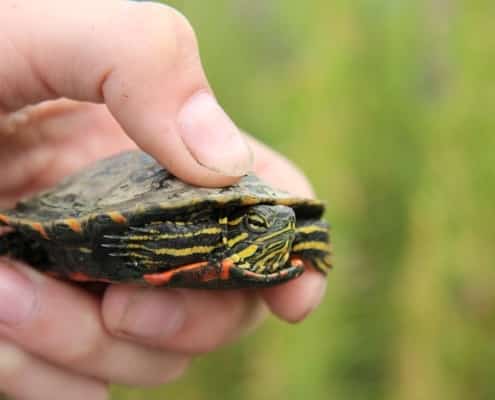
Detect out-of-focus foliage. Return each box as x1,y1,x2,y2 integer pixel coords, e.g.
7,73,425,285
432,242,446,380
113,1,495,399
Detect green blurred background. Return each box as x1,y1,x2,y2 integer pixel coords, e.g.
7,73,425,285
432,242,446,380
114,1,495,399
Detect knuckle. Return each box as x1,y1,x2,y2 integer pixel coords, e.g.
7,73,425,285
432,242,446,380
137,355,191,387
123,3,199,65
58,314,103,365
182,327,232,354
114,354,191,388
192,340,222,355
0,340,27,382
158,355,190,385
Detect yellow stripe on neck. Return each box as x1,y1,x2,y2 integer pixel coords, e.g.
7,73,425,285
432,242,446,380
292,241,329,252
297,225,328,235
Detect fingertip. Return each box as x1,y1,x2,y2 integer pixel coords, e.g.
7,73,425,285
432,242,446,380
111,289,261,354
116,90,253,188
261,270,327,323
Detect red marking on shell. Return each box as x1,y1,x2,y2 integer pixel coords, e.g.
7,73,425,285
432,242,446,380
108,212,127,224
31,222,49,239
143,261,209,286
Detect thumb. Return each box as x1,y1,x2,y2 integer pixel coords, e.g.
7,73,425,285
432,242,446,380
0,0,252,186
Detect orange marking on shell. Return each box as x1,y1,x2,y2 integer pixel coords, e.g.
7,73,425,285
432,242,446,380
65,218,82,233
0,214,10,225
220,259,234,280
31,222,49,239
108,212,127,224
143,261,209,286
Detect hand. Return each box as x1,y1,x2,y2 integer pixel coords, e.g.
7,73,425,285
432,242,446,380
0,1,327,399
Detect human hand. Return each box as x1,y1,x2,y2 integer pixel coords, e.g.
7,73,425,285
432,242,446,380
0,1,327,399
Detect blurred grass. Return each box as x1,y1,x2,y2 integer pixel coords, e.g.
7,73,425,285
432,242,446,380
113,1,495,399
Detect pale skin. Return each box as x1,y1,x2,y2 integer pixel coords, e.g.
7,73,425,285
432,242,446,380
0,1,327,399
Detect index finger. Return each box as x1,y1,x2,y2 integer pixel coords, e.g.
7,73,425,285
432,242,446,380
0,0,251,186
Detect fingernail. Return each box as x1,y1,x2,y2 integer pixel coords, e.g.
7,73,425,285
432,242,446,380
178,91,253,176
119,289,185,340
0,263,36,326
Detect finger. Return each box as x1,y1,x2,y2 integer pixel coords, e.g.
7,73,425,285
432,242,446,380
245,134,315,197
0,0,252,185
103,285,267,354
0,339,108,400
245,134,328,322
261,270,327,323
0,259,190,386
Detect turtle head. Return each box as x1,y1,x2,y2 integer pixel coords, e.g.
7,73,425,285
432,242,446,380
224,205,296,273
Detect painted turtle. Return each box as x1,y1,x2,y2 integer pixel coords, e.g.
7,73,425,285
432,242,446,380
0,151,331,288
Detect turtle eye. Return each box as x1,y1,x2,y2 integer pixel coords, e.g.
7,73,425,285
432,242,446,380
246,212,269,232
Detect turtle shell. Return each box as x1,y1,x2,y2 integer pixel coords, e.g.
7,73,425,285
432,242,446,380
4,151,324,226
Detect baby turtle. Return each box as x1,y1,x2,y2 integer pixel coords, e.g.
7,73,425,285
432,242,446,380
0,151,331,288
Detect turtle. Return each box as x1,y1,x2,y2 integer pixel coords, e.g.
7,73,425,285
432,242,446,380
0,150,331,289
